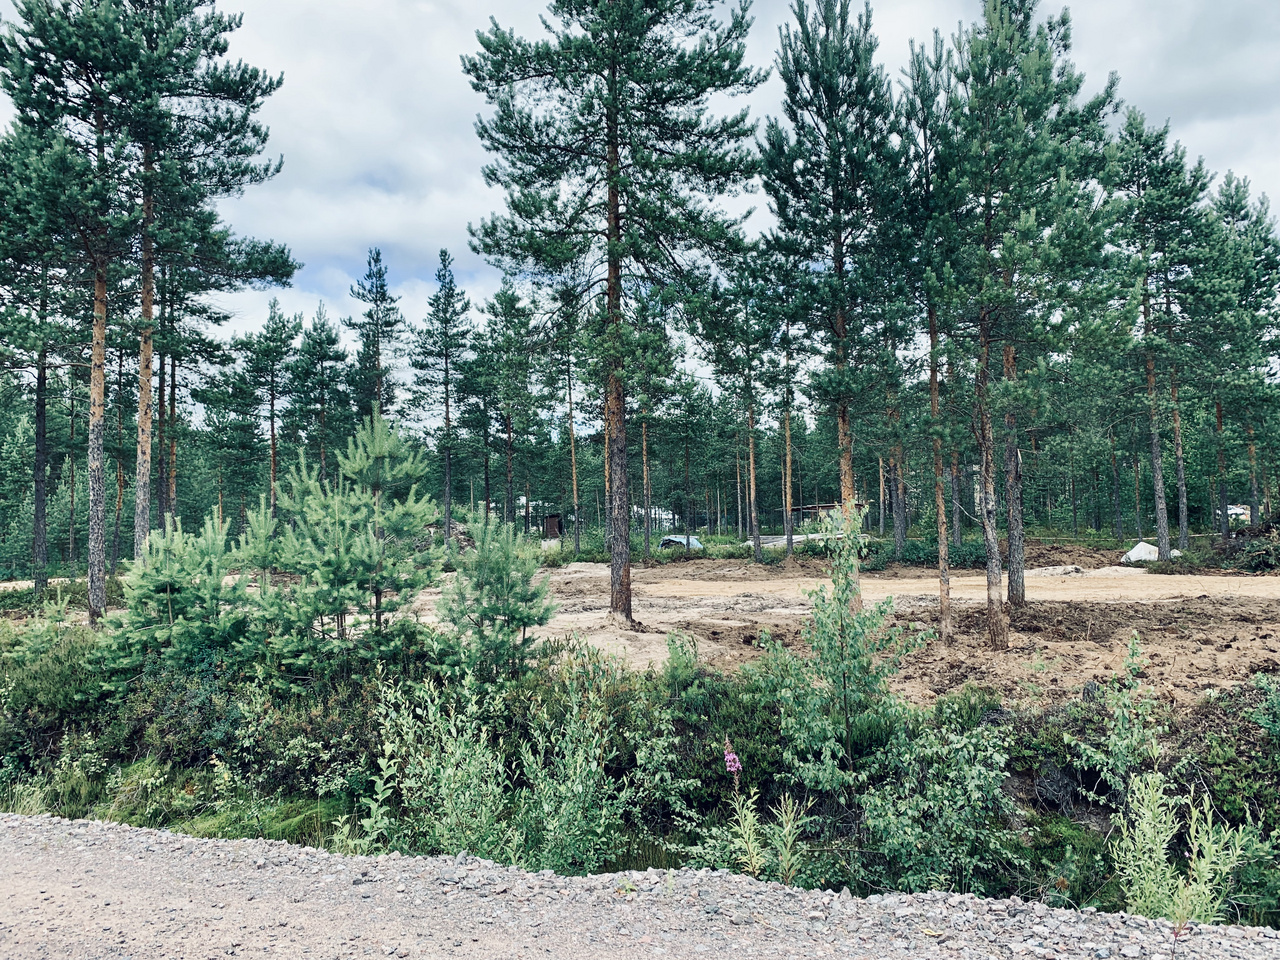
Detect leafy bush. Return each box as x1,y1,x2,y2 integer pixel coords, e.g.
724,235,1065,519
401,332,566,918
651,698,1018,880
1065,633,1160,803
860,710,1025,894
350,645,633,873
1112,770,1267,924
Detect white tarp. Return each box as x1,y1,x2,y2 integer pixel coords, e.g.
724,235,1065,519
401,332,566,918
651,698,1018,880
1121,541,1182,564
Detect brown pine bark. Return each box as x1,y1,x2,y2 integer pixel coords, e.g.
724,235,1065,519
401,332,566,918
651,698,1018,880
604,82,631,621
567,370,580,554
134,150,155,560
1171,368,1189,550
33,347,48,592
977,324,1008,649
1003,345,1025,609
88,263,108,624
929,305,951,642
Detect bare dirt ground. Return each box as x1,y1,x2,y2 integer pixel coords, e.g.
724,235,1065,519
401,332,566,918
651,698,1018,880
414,553,1280,707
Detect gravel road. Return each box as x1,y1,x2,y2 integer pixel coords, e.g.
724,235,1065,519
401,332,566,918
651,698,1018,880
3,814,1278,960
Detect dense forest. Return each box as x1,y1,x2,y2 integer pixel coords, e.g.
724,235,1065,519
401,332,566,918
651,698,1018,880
0,0,1277,646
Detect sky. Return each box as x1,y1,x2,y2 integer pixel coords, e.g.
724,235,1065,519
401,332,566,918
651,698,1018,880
5,0,1280,341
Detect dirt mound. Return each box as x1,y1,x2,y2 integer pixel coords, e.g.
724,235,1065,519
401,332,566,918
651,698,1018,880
520,559,1280,707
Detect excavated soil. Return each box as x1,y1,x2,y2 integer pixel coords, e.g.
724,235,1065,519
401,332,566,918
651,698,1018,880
414,557,1280,707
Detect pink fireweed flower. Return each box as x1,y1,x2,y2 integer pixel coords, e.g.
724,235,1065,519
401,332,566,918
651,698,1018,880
724,736,742,792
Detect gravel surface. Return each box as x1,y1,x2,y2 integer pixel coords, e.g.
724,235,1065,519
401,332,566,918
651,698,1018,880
3,814,1278,959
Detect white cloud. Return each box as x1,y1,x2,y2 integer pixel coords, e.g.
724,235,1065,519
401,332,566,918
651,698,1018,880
3,0,1277,344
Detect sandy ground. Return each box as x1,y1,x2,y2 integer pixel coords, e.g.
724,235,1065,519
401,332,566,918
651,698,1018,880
413,559,1280,707
8,552,1280,707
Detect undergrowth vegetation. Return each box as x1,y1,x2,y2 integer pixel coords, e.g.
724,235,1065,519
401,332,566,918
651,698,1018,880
2,429,1279,927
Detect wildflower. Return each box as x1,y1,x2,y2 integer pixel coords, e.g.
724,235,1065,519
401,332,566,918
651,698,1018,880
724,736,742,792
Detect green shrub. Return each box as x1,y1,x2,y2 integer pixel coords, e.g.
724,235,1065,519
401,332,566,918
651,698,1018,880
1111,770,1267,924
438,517,555,683
0,609,103,769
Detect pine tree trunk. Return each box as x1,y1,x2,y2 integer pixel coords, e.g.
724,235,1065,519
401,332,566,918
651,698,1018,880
567,372,580,554
1003,345,1025,609
68,400,77,564
504,414,515,524
683,438,691,552
1133,455,1144,542
167,356,177,520
605,88,631,621
268,375,278,516
735,443,743,539
33,347,48,592
1171,368,1189,550
1092,468,1102,532
442,355,452,540
642,418,651,558
1145,345,1172,559
1248,424,1260,526
878,457,886,536
88,263,108,624
156,350,167,525
134,153,155,561
1217,400,1229,540
783,409,794,557
891,456,906,561
483,412,491,521
929,305,951,642
112,346,124,574
977,325,1008,649
951,451,963,549
748,400,762,564
1110,430,1123,539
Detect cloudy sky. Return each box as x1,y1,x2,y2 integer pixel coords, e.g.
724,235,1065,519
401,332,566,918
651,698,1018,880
12,0,1280,338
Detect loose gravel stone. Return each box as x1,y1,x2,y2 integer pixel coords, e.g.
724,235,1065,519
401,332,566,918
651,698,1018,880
2,814,1279,959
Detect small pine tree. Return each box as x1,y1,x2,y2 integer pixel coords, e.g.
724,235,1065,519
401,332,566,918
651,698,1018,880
438,516,555,681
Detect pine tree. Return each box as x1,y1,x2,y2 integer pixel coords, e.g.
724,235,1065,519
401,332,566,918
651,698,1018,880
237,299,300,514
410,249,471,541
285,305,351,483
347,248,404,419
899,29,957,640
946,0,1115,647
120,0,287,563
1109,111,1215,560
761,0,899,509
482,281,538,526
463,0,762,622
0,0,143,621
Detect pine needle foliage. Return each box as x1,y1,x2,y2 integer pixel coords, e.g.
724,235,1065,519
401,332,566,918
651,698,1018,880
438,516,555,682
